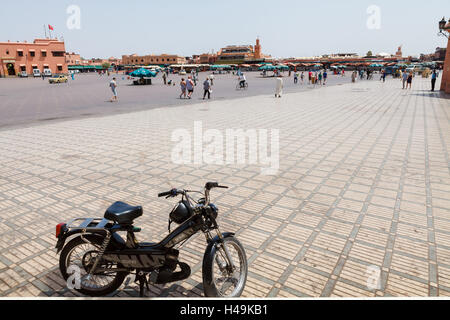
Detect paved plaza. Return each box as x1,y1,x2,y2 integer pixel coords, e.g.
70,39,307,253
0,75,449,298
0,72,351,129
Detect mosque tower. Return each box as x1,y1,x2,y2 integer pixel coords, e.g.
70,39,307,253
255,37,262,60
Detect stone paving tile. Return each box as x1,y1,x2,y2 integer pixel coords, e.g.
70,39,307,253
0,77,449,297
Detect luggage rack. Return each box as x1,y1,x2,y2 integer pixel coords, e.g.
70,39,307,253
66,218,112,232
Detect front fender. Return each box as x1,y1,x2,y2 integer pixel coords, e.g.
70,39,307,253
202,232,235,266
202,232,235,296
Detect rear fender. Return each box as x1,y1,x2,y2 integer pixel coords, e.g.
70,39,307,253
55,229,125,254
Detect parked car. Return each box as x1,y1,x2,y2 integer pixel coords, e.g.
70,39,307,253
49,74,68,84
19,71,28,78
43,69,52,77
33,69,41,77
179,69,187,75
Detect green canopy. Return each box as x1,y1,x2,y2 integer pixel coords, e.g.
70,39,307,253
211,65,231,69
276,65,289,70
259,65,275,71
369,63,383,68
130,68,157,78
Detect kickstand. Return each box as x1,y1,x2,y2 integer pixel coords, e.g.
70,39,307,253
137,274,150,297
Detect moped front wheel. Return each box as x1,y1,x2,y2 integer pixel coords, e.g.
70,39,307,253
202,236,248,297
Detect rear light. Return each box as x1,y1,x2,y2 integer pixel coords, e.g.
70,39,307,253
56,223,66,238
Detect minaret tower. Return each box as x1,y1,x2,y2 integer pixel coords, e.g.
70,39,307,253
255,37,262,60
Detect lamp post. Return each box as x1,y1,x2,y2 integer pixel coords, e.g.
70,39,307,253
439,17,450,93
438,17,450,38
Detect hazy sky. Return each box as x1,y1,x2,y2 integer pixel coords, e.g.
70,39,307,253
1,0,449,59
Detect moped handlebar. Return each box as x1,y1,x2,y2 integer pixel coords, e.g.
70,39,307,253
158,183,228,203
205,182,229,191
158,189,183,198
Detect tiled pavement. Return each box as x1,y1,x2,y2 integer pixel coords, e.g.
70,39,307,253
0,77,449,297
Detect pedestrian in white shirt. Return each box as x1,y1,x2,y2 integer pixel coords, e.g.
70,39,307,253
275,77,283,98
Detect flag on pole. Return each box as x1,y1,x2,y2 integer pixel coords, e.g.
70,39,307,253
48,25,54,31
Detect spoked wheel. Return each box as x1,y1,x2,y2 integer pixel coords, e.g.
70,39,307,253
59,236,127,297
203,236,248,297
236,83,248,90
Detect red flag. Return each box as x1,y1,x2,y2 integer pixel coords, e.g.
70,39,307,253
48,25,54,31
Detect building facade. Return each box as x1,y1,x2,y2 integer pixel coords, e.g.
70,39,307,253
0,38,67,77
65,52,82,65
198,53,218,64
216,38,269,64
440,26,450,93
122,54,186,66
435,47,447,61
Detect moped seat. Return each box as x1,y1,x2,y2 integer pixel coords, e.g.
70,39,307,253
105,201,143,225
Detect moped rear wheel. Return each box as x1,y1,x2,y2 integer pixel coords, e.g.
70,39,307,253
203,236,248,297
59,236,128,297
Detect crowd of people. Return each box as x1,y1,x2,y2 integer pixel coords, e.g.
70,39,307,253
106,65,440,102
292,70,328,86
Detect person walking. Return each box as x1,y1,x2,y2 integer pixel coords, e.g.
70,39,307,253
275,77,283,98
109,77,118,102
402,71,408,89
431,69,437,92
163,72,167,85
323,70,327,85
186,76,194,99
406,72,413,90
300,72,305,84
180,78,187,99
203,78,211,100
308,70,312,84
380,69,386,82
294,72,298,84
318,72,323,85
209,74,215,86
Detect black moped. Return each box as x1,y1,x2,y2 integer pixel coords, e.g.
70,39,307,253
55,182,247,297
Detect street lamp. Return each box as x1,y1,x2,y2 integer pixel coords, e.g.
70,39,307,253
438,17,450,39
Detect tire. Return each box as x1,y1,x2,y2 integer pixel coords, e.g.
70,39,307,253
59,235,128,297
202,236,248,297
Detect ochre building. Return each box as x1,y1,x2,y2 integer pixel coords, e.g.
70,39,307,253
0,38,67,77
122,54,186,66
440,21,450,94
216,38,270,64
